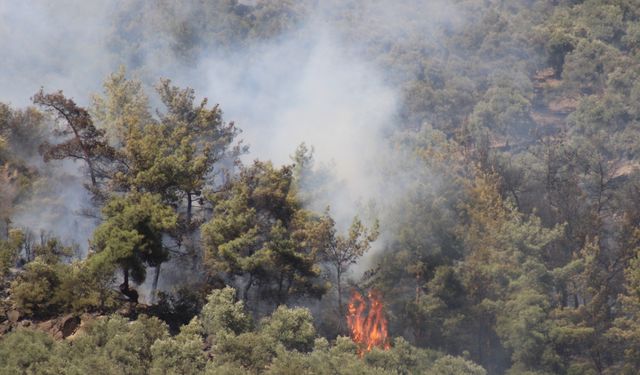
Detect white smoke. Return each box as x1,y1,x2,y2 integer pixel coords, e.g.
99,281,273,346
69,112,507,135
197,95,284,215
0,0,115,107
197,27,397,225
0,0,460,280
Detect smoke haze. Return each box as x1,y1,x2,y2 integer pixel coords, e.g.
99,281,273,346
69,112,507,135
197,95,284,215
0,0,458,273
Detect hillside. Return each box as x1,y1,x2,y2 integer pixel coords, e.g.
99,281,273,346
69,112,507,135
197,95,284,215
2,1,640,374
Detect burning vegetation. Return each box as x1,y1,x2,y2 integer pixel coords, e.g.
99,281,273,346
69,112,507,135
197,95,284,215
346,290,390,355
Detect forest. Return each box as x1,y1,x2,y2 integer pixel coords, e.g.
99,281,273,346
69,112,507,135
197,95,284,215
2,0,640,374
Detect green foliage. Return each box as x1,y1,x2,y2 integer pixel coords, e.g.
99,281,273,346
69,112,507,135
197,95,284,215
0,329,62,375
0,103,44,234
91,66,152,147
90,191,177,286
0,287,484,374
10,259,67,317
363,337,440,375
267,347,391,375
33,89,114,187
468,77,535,142
91,71,243,282
150,318,207,375
52,314,168,375
213,331,279,372
200,286,252,337
150,286,206,331
0,229,23,277
56,260,118,314
259,305,316,352
562,39,618,93
8,232,118,317
0,103,45,161
5,1,640,373
323,213,379,313
205,362,251,375
428,355,487,375
202,161,328,304
458,173,563,372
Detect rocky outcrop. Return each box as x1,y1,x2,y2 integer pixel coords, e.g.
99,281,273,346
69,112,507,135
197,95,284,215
0,312,83,340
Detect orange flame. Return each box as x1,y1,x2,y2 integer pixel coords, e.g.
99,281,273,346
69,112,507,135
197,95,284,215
346,290,390,355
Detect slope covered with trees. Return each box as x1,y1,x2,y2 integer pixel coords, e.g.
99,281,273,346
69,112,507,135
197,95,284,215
2,0,640,374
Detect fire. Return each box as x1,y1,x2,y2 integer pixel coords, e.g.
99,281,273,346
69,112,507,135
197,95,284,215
346,290,390,355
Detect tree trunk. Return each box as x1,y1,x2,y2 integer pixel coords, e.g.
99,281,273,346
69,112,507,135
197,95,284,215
50,104,98,188
243,273,254,302
337,268,343,315
123,267,129,290
285,275,293,301
2,218,9,240
187,192,192,225
151,263,162,303
277,272,284,304
86,158,97,187
476,326,483,368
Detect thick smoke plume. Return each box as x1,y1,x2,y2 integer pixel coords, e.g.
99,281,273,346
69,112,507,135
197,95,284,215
0,0,459,278
198,29,397,224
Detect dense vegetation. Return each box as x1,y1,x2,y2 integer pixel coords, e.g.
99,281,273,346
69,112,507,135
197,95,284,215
2,0,640,373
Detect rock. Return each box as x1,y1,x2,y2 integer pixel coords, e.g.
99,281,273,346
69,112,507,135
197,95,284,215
66,314,96,341
13,317,58,337
59,315,81,338
7,310,19,323
80,313,94,323
36,319,55,333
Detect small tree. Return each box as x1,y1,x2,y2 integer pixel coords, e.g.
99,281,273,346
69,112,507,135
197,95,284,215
90,192,177,298
260,306,316,353
202,161,329,305
200,287,252,338
33,90,114,188
0,229,23,278
150,318,207,375
155,79,244,223
322,214,379,315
